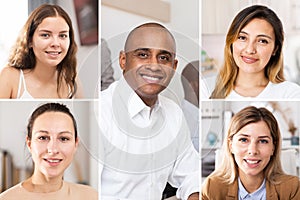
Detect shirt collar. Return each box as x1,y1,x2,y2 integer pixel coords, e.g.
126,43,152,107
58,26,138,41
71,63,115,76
119,78,161,119
238,177,266,199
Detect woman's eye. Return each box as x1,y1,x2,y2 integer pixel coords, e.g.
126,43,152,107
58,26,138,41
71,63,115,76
59,34,68,39
40,33,50,38
259,139,269,144
60,137,70,142
238,138,248,143
258,39,269,44
237,35,247,41
38,136,48,141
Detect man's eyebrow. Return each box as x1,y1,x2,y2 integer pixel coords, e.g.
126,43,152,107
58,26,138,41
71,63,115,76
132,48,151,53
159,49,173,56
131,48,174,56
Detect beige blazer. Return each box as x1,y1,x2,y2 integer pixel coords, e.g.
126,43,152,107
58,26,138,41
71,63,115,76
201,175,300,200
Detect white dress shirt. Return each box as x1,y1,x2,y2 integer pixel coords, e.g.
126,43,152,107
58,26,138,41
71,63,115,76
99,78,199,200
181,99,199,152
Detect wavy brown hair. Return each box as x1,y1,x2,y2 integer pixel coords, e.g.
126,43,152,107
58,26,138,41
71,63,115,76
8,4,78,98
208,106,285,184
210,5,284,98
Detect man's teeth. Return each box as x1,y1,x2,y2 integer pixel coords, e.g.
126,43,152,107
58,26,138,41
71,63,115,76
246,160,259,164
142,75,160,81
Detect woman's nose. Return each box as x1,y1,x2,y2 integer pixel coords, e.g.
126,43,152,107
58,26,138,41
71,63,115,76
47,140,59,154
245,41,256,54
248,141,258,155
50,36,60,47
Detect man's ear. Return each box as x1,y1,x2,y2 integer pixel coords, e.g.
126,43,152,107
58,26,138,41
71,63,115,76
173,59,178,70
119,50,126,70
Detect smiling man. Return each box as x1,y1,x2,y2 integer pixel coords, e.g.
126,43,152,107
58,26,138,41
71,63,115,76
120,23,177,107
100,23,199,200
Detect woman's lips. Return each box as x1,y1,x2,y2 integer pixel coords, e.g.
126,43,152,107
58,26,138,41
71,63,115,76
46,51,62,59
242,56,258,64
244,159,261,168
44,158,63,166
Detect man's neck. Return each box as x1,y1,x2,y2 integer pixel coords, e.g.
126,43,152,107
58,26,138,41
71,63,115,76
137,93,158,108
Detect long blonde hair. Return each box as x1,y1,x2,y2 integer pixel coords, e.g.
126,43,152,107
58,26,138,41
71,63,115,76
210,5,284,98
208,106,285,184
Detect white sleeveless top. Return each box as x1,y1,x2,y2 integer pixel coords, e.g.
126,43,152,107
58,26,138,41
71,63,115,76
17,70,34,99
16,70,73,99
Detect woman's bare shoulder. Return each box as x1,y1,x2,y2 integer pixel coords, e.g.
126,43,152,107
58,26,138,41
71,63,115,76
0,66,20,98
0,66,20,79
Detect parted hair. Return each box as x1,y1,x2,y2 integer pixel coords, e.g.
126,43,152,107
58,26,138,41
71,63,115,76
208,106,285,184
210,5,284,98
27,102,78,140
8,4,78,98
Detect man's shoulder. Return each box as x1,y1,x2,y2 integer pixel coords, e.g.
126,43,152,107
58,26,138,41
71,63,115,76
159,95,182,110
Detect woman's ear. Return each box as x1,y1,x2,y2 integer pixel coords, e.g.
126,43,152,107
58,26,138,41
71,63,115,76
271,145,275,156
272,46,278,56
75,137,80,150
26,136,31,152
229,139,234,154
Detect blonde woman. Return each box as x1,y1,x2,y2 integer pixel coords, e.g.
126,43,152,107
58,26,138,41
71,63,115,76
202,106,300,199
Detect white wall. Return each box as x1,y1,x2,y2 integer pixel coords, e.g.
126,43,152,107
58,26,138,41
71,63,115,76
101,0,199,103
57,0,99,98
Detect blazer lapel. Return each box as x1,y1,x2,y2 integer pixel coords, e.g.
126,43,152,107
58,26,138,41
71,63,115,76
226,179,238,200
266,180,278,200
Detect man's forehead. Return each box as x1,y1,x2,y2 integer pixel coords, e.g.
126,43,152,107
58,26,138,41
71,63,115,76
125,26,176,53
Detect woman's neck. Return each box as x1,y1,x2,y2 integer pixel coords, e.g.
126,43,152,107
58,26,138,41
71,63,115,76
31,63,57,84
235,72,268,88
234,72,269,97
239,173,264,193
23,172,63,193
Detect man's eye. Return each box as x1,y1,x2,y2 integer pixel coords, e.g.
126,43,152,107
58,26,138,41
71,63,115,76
138,53,148,58
159,55,170,61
